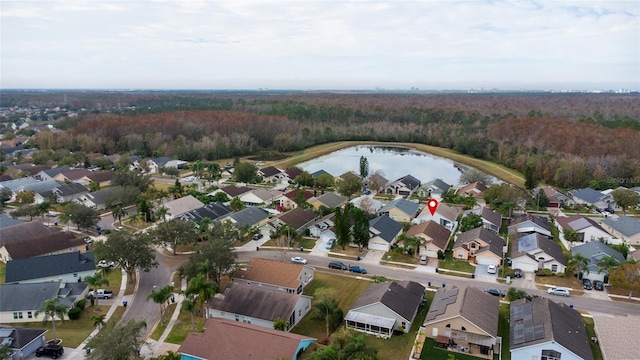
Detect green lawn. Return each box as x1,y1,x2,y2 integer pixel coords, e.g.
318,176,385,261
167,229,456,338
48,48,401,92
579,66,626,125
498,304,511,360
0,261,6,284
149,303,177,340
583,317,603,360
299,237,317,250
437,252,476,273
165,308,206,344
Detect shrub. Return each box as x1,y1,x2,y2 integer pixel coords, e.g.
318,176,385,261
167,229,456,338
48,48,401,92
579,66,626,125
535,268,554,277
76,299,86,309
437,250,445,260
68,307,81,320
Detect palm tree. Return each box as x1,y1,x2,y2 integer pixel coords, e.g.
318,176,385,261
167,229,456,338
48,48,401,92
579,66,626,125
91,314,106,330
596,255,620,277
185,273,217,317
181,295,198,332
399,234,423,259
35,298,69,341
568,253,590,277
147,285,174,326
157,189,169,204
342,333,378,360
84,273,109,307
111,205,128,226
310,289,344,338
37,201,54,226
155,206,169,222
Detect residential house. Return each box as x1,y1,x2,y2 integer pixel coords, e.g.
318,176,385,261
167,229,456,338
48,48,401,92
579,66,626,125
178,202,232,224
350,194,384,214
456,181,488,198
556,215,613,244
385,174,421,197
345,280,425,337
259,166,284,183
308,192,347,210
178,318,315,360
145,157,187,173
601,216,640,246
0,280,89,324
52,168,92,183
311,169,331,179
265,208,317,233
224,207,271,228
309,213,336,244
5,252,96,284
378,198,420,223
213,185,253,199
453,227,506,266
74,187,116,210
233,258,314,294
592,315,640,360
285,167,304,182
465,207,502,233
46,182,89,203
510,233,567,274
206,282,312,331
162,195,205,221
508,213,551,237
368,215,403,251
0,178,59,203
274,189,314,210
412,202,459,231
417,178,452,199
33,167,70,182
367,172,388,193
568,188,615,210
0,326,47,360
5,164,50,178
533,186,574,208
406,221,452,258
510,297,593,360
81,171,114,188
0,222,85,263
423,286,499,358
571,242,625,282
239,188,281,207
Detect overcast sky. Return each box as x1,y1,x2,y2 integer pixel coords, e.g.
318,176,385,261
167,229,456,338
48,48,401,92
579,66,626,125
1,0,638,90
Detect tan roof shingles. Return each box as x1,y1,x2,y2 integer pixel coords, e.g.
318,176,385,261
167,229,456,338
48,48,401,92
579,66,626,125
179,318,315,360
594,315,640,360
406,221,451,251
234,258,305,289
0,221,59,246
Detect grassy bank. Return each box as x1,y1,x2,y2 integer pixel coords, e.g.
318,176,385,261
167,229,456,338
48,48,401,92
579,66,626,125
269,141,525,187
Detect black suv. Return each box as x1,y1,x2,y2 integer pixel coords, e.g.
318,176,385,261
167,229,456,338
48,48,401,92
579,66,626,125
583,278,593,290
35,344,64,358
328,261,347,270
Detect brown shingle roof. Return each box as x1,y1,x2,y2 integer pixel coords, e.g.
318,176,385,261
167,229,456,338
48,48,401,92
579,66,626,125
0,221,59,246
221,185,252,197
406,220,451,251
3,232,84,260
425,286,499,337
178,318,315,360
276,208,317,230
234,258,305,289
454,227,505,257
85,171,114,183
58,168,92,180
284,188,314,200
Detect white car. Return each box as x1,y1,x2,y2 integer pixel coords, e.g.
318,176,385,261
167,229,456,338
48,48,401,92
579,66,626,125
97,260,116,268
487,264,497,274
291,256,308,264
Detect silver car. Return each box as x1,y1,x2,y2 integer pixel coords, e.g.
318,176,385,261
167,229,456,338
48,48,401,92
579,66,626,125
547,287,570,297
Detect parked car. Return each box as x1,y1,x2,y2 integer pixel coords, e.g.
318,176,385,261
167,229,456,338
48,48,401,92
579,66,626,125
252,233,263,241
348,265,367,274
88,289,113,299
484,288,505,297
583,278,593,290
35,344,64,358
487,264,497,274
547,287,570,297
513,268,523,278
291,256,308,264
328,261,347,270
326,238,335,250
594,280,604,291
97,260,115,268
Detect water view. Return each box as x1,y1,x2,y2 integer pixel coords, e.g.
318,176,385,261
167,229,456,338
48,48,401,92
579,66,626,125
298,145,468,186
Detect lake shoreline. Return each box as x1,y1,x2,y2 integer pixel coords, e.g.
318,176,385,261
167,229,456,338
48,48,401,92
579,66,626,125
266,141,525,187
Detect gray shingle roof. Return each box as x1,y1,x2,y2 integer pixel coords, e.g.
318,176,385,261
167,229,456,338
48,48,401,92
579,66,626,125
229,207,270,227
5,252,96,283
53,182,88,196
259,166,282,178
510,297,593,360
209,282,300,322
369,215,403,244
351,281,425,322
313,192,347,208
0,280,88,311
571,242,625,273
602,216,640,237
0,213,22,229
179,202,232,223
421,178,451,194
276,208,317,230
510,213,550,231
481,207,502,227
0,221,59,246
511,233,567,266
0,327,46,350
311,169,331,178
569,188,608,204
379,198,420,218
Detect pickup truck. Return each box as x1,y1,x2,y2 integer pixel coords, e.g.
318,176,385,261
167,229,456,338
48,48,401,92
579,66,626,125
89,289,113,299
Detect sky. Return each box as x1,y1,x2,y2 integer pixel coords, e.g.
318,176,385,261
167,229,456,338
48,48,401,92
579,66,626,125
1,0,638,91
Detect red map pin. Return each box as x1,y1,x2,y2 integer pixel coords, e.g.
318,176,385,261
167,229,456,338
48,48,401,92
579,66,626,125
427,199,439,216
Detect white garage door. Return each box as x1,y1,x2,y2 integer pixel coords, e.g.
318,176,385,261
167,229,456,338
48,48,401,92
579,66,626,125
368,241,389,251
476,257,499,266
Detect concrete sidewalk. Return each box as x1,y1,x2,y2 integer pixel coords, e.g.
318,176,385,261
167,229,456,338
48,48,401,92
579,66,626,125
140,278,187,358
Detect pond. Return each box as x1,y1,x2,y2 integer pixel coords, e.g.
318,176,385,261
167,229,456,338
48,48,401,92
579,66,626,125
298,145,469,186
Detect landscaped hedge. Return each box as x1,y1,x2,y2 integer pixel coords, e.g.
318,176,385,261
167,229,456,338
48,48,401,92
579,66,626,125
68,307,81,320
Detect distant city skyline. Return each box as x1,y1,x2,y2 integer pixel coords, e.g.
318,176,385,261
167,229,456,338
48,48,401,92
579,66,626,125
1,1,638,91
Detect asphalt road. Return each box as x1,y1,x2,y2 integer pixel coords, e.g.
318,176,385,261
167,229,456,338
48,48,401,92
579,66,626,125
126,248,640,339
